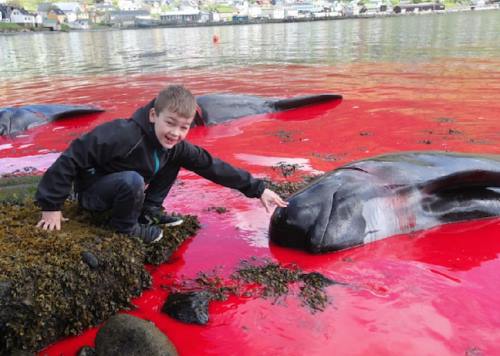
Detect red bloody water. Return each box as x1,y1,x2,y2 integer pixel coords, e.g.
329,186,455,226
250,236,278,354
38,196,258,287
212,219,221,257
1,62,499,356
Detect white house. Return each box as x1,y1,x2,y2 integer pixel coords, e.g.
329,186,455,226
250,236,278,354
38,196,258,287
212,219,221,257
10,8,36,25
159,8,201,24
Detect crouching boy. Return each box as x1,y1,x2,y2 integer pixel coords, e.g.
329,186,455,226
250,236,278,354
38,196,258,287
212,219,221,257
35,85,287,243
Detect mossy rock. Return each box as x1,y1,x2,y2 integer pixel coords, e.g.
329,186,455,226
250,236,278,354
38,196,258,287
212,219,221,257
0,176,200,353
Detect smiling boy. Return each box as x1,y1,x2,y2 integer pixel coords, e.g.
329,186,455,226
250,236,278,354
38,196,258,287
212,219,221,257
35,85,287,243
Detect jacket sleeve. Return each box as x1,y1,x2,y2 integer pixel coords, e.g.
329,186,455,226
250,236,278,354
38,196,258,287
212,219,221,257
35,122,126,211
174,141,265,198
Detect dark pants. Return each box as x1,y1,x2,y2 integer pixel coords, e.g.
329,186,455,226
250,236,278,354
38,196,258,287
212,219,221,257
79,168,180,233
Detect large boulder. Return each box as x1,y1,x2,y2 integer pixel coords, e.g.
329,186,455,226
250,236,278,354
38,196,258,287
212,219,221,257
95,314,177,356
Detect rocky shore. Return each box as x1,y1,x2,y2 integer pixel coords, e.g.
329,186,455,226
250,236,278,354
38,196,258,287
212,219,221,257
0,175,199,353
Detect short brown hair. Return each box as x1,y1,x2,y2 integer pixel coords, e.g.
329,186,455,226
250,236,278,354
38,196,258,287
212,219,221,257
154,85,196,118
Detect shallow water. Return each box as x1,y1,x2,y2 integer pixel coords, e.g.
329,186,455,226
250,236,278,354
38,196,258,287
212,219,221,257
1,9,500,356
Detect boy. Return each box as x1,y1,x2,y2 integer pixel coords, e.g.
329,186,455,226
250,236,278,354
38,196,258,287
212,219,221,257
35,85,287,243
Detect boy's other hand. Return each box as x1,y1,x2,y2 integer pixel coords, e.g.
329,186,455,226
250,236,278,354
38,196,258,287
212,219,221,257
260,188,288,213
36,211,68,231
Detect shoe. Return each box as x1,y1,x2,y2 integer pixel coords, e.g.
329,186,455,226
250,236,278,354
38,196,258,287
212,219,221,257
139,207,184,227
127,223,164,244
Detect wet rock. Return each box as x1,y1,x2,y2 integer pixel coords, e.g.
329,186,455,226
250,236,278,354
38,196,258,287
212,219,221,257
95,314,177,356
77,345,96,356
162,291,210,325
81,251,99,269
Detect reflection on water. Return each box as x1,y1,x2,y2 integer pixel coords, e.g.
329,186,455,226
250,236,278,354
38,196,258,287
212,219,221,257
1,10,499,80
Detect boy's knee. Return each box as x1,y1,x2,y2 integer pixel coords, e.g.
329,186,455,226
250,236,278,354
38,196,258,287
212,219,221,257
118,171,145,193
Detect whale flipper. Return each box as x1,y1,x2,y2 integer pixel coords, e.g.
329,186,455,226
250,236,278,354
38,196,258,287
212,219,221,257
0,104,104,136
195,93,342,126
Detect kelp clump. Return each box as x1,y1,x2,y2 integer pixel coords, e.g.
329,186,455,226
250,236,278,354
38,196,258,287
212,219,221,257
233,259,337,311
0,198,199,353
165,258,339,314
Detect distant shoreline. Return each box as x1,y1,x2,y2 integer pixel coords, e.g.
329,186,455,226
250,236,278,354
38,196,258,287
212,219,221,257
1,6,498,35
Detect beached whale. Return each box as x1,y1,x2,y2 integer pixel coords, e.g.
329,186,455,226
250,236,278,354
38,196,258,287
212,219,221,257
0,104,104,136
0,94,342,136
194,93,342,126
269,152,500,253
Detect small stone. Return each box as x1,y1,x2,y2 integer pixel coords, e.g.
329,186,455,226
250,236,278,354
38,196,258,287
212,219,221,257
162,291,210,325
81,251,99,269
77,346,96,356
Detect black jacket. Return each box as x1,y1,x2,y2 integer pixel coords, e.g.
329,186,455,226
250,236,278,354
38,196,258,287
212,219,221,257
35,100,265,211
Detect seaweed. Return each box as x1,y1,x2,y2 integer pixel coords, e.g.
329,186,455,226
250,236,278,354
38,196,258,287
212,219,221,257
263,175,322,199
165,259,340,315
272,162,301,178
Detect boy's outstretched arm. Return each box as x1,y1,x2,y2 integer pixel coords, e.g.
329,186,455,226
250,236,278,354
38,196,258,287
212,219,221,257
260,188,288,213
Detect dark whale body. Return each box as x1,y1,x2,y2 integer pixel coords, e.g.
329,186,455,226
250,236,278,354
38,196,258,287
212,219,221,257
0,104,104,136
0,94,341,135
269,152,500,253
194,94,342,126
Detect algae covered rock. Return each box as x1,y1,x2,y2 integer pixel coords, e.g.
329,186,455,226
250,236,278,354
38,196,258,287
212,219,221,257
0,175,200,353
0,200,151,353
95,314,177,356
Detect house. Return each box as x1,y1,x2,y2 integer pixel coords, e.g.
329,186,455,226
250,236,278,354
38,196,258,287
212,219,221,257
47,7,67,23
10,7,36,25
105,10,149,26
261,6,284,19
37,2,54,19
42,18,61,30
0,4,11,21
95,3,116,12
54,2,85,22
68,19,89,29
118,0,142,11
159,8,201,24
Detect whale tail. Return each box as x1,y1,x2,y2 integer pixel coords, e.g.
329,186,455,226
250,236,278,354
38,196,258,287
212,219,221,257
272,94,343,111
0,104,104,136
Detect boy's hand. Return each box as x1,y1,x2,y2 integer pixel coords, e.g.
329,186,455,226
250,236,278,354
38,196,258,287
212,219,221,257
36,211,68,231
260,188,288,213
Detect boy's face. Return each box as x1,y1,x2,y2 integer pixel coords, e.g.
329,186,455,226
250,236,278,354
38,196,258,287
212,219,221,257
149,108,194,149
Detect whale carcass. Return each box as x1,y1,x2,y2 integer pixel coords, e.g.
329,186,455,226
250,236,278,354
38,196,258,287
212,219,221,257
269,152,500,253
